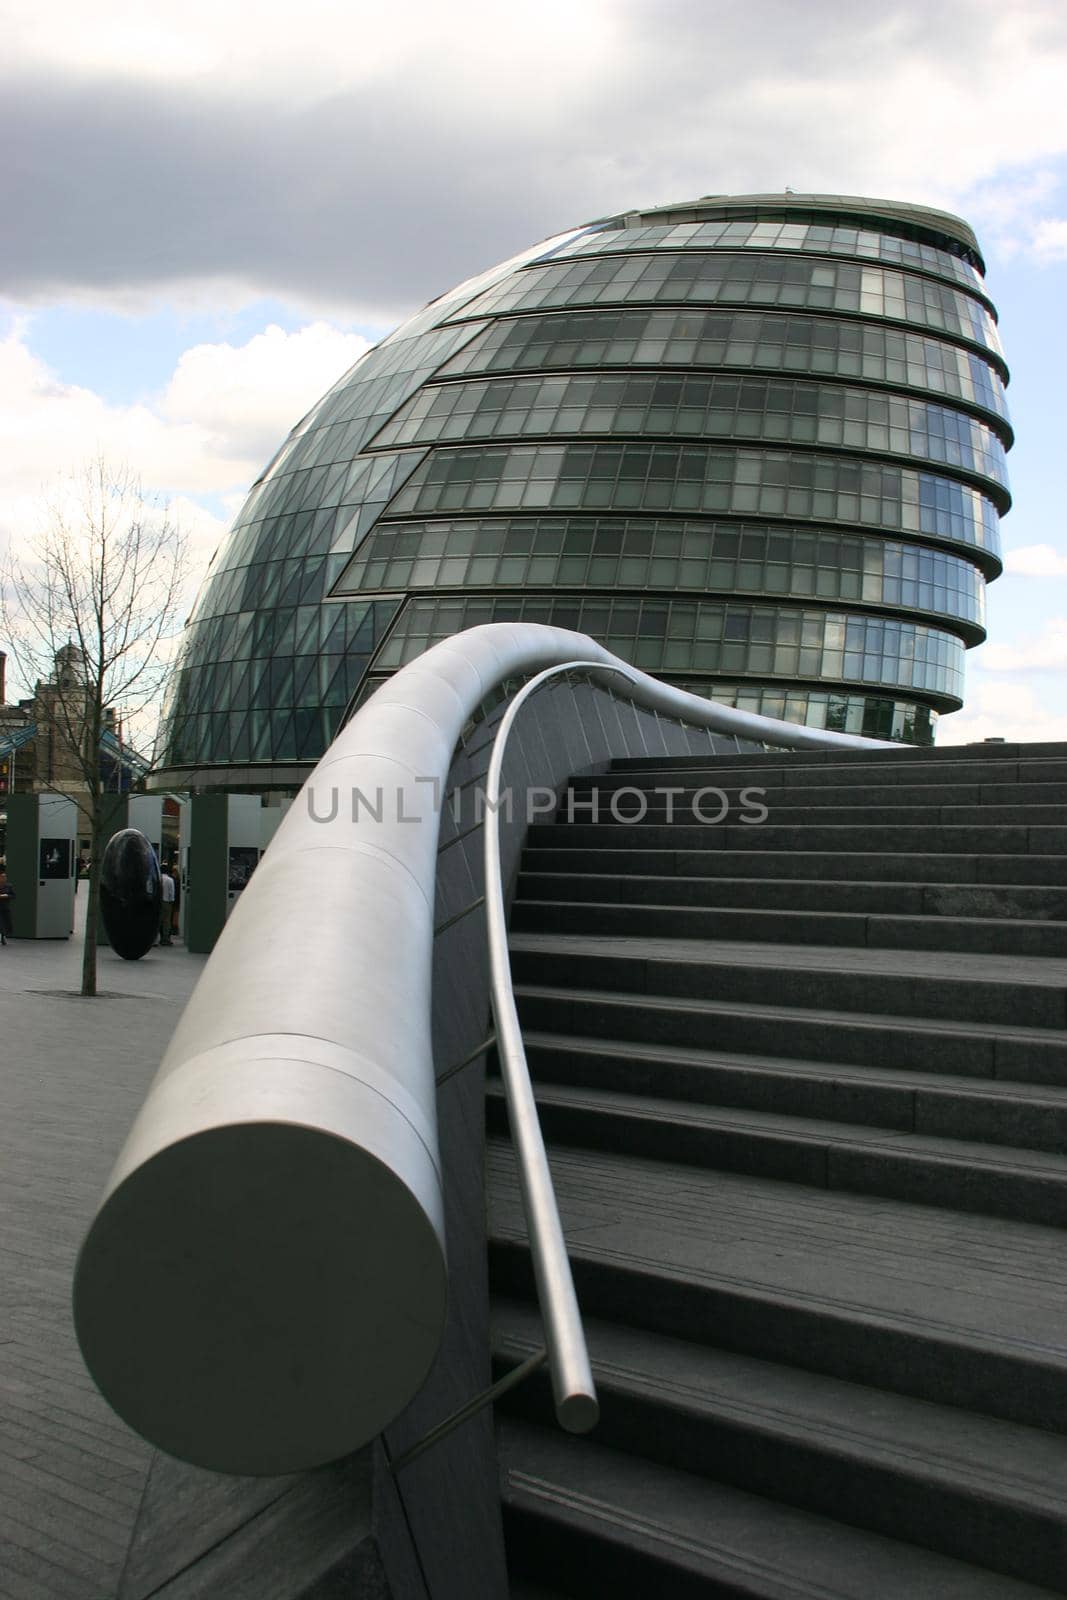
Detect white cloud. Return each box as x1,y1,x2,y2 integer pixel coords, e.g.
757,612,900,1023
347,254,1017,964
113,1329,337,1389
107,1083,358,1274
0,318,365,593
975,620,1067,672
160,322,370,461
938,679,1067,745
1032,217,1067,261
1005,544,1067,577
4,2,1067,314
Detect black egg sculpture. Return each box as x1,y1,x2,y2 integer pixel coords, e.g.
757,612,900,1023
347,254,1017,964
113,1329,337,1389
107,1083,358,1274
100,828,162,960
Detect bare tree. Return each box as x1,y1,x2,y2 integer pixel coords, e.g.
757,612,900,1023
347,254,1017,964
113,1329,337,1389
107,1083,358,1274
2,458,187,995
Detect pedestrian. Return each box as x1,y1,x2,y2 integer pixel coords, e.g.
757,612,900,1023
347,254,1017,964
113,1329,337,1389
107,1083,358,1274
0,868,14,945
159,863,175,946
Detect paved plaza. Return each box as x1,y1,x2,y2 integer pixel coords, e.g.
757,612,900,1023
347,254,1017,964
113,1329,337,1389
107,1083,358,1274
0,897,206,1599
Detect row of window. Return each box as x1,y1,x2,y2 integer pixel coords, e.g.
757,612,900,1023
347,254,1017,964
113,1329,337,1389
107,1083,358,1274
453,253,1003,362
439,309,1010,428
386,444,1001,557
554,217,986,295
335,517,985,629
161,665,937,769
277,320,485,460
159,600,401,767
230,450,423,566
172,597,398,674
369,373,1007,492
163,702,349,768
351,668,937,746
374,595,964,699
695,681,936,743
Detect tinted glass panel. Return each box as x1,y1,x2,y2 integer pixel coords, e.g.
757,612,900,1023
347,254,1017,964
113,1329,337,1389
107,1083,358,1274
386,444,1001,560
335,516,985,630
375,595,964,700
552,217,986,296
452,253,1004,364
440,310,1010,431
370,373,1007,493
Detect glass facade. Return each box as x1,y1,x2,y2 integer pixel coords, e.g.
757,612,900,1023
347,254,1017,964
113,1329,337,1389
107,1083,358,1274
371,375,1008,492
439,311,1010,428
156,192,1011,778
449,255,1005,365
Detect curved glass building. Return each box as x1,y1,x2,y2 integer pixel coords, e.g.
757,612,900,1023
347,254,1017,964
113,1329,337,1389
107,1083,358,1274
155,192,1010,786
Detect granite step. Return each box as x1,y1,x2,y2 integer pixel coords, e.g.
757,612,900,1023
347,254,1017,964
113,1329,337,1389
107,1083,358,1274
508,934,1067,1029
521,846,1067,885
566,776,1067,805
510,899,1067,956
517,871,1067,921
555,802,1067,828
498,1418,1057,1599
528,820,1067,853
519,1030,1067,1151
608,741,1067,771
594,759,1067,790
487,1138,1067,1432
486,1079,1067,1225
493,1300,1067,1591
514,985,1067,1085
552,795,1067,837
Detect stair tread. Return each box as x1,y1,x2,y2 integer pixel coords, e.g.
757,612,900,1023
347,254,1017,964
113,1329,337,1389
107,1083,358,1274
487,1137,1067,1361
569,781,1067,800
559,805,1067,822
510,931,1067,991
499,744,1067,1596
515,981,1065,1045
486,1078,1067,1180
520,871,1064,896
520,1028,1067,1106
516,898,1067,937
498,1417,1056,1600
608,744,1067,769
493,1298,1067,1511
524,851,1067,889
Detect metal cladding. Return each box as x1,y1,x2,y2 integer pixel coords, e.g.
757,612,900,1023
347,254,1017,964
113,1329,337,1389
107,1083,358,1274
99,828,161,961
154,194,1010,783
73,623,884,1477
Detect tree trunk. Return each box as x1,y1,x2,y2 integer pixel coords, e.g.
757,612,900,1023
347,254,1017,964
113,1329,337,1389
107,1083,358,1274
81,832,100,998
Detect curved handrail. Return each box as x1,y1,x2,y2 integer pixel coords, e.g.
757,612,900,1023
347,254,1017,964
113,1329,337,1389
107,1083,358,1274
485,664,625,1434
73,623,890,1477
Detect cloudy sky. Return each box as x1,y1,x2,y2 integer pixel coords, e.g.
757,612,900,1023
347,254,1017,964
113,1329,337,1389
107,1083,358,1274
2,0,1066,739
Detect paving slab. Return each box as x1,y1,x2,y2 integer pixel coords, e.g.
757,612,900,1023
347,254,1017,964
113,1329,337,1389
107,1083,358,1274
0,897,205,1600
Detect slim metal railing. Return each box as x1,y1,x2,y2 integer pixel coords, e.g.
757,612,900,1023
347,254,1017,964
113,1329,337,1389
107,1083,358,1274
482,663,641,1434
75,624,888,1478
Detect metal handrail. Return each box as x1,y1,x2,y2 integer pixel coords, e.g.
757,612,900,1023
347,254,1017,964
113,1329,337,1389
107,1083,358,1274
73,623,890,1477
483,663,639,1434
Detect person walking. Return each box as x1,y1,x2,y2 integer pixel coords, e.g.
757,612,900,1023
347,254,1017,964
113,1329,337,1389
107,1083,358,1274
0,869,14,945
159,864,175,946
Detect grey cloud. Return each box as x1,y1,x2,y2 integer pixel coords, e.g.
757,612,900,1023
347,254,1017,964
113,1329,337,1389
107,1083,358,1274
3,1,1066,317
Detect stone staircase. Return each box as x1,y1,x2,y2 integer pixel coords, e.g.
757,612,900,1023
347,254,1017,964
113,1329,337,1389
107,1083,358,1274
487,741,1067,1597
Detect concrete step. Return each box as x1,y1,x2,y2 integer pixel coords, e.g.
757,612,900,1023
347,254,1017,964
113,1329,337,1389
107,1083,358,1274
486,1079,1067,1225
520,1030,1067,1151
517,871,1067,921
557,801,1067,828
608,741,1067,772
498,1417,1056,1599
514,985,1067,1085
494,1300,1067,1591
509,933,1067,1029
531,820,1067,853
568,776,1067,805
510,898,1067,956
522,846,1067,885
487,1137,1067,1432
